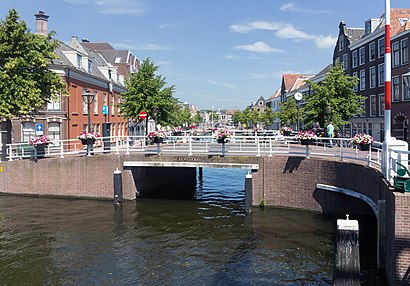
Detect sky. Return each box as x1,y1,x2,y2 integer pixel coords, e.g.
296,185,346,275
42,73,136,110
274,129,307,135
0,0,409,111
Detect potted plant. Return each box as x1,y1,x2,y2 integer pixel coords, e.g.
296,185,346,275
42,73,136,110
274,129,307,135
148,131,165,144
296,130,318,145
351,133,374,151
281,126,292,136
28,135,52,158
77,132,100,156
172,127,184,136
215,129,231,144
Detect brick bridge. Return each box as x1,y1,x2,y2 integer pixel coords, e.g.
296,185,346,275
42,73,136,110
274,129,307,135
0,153,409,286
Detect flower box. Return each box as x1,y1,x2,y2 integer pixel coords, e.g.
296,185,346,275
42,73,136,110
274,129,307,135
81,138,96,145
283,130,291,136
300,139,314,145
358,143,370,151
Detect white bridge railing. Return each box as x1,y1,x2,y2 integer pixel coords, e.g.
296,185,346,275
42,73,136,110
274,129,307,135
6,134,383,168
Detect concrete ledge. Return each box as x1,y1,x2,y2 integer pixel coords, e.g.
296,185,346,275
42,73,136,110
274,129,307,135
317,183,379,219
124,161,259,170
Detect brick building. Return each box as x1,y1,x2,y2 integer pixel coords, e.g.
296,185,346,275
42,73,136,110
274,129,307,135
333,8,410,141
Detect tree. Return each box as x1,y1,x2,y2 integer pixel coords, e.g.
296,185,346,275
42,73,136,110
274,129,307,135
119,58,178,126
276,98,299,126
192,111,203,126
0,10,66,121
304,64,363,129
260,108,276,128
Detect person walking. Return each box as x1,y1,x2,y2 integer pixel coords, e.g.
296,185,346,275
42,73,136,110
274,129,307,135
326,121,334,147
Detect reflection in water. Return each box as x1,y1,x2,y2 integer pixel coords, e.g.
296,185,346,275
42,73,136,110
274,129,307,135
0,168,380,285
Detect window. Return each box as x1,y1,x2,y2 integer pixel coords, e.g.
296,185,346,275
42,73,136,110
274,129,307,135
378,37,385,58
76,53,82,69
393,42,400,67
392,76,400,101
369,42,376,61
82,88,88,114
360,70,366,90
22,122,36,142
111,95,115,115
401,38,408,65
103,92,107,106
88,59,93,73
343,54,348,69
353,72,359,91
93,91,98,114
339,35,344,51
379,94,385,116
370,95,377,116
48,123,60,147
378,64,385,87
403,74,410,100
47,94,61,111
369,66,376,88
359,47,365,65
352,50,358,68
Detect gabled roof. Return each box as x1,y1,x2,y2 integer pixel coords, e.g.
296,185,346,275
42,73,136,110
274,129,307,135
344,27,365,45
81,42,114,51
267,89,281,101
282,74,304,92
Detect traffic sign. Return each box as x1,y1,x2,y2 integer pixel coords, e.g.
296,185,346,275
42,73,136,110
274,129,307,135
139,111,148,120
35,123,43,135
102,105,109,115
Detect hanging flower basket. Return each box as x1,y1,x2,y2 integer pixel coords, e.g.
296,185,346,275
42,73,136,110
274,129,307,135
281,127,292,136
153,137,164,144
77,132,100,144
217,137,228,144
351,133,373,151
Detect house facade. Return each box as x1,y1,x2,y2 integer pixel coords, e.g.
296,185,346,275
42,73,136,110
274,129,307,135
333,9,410,141
2,11,133,151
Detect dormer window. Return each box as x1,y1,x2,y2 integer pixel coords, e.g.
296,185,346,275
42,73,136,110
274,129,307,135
76,53,82,69
88,59,93,73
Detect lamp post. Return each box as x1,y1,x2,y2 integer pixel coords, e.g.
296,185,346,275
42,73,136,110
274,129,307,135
82,89,94,133
294,92,303,131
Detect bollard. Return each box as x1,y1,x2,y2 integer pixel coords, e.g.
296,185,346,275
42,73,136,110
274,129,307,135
333,214,360,286
113,168,123,206
244,172,252,213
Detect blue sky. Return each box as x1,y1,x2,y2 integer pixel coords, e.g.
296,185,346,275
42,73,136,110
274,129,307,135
1,0,409,110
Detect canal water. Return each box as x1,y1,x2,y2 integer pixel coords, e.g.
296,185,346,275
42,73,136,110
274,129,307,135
0,168,383,285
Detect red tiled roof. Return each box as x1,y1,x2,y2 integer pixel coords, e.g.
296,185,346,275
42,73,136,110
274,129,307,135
390,8,410,36
282,74,304,92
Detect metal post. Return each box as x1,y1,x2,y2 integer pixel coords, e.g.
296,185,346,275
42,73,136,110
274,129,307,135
113,168,123,206
244,172,252,213
87,97,91,133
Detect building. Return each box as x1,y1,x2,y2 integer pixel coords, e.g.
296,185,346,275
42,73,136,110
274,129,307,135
333,8,410,141
8,11,130,148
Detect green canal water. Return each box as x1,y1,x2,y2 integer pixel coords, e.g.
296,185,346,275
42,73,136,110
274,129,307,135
0,168,384,285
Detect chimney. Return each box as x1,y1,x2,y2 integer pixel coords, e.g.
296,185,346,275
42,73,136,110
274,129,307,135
34,11,49,36
70,36,79,48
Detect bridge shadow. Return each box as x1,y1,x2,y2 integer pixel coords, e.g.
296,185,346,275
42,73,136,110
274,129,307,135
283,156,305,173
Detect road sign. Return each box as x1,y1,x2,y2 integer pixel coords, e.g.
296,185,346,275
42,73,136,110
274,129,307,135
139,111,148,120
102,105,109,115
35,123,43,135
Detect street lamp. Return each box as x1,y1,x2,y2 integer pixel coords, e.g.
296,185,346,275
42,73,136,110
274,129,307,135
326,104,332,122
294,92,303,131
82,89,94,133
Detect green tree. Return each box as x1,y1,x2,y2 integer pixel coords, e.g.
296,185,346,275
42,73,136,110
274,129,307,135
0,9,66,126
260,108,275,128
119,58,178,126
193,111,203,126
276,98,299,126
304,64,363,129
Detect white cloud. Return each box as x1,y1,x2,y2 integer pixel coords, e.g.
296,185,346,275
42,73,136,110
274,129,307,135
234,41,283,53
208,80,238,90
64,0,147,15
315,35,338,49
279,3,297,12
230,21,336,49
279,2,329,14
274,26,315,40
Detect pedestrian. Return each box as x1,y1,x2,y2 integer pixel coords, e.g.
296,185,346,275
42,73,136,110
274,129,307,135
326,121,334,147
